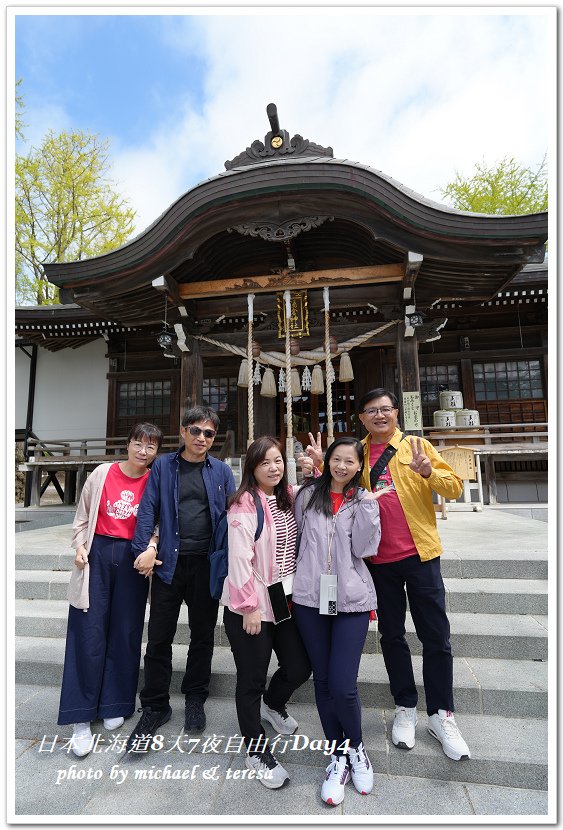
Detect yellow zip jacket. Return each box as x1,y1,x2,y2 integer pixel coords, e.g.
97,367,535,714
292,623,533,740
360,428,463,561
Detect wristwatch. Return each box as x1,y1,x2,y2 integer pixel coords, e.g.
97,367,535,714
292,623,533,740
147,543,158,552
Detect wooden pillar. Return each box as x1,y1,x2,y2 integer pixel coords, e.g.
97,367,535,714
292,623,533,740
460,358,476,410
179,338,203,421
396,322,422,436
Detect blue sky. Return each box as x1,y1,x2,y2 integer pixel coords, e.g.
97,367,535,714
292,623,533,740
13,9,554,237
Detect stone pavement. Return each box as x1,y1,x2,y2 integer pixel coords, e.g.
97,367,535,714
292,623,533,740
11,508,553,822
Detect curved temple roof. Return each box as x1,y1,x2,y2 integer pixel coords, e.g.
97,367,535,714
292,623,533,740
43,108,547,328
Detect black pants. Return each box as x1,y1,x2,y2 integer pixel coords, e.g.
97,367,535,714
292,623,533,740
223,606,311,749
367,555,454,715
140,555,218,710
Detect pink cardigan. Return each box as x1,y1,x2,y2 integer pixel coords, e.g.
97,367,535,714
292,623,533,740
221,487,298,624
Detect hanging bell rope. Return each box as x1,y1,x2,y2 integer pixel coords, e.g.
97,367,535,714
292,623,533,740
324,287,334,446
284,290,297,484
247,294,255,446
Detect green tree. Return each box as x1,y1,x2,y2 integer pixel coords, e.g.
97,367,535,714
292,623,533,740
15,78,26,141
16,129,136,305
439,155,547,216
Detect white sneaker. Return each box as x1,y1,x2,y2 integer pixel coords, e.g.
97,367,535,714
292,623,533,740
260,700,298,735
427,709,471,761
245,749,290,789
103,716,124,730
348,742,373,795
392,705,417,750
71,723,93,757
321,754,350,806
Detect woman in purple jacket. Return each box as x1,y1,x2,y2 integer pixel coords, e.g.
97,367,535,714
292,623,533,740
292,437,388,807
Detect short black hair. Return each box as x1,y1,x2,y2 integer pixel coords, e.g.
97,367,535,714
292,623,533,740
127,422,163,449
358,388,399,412
181,405,220,430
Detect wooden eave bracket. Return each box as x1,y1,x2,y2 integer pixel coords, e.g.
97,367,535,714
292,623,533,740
152,274,188,317
402,252,423,300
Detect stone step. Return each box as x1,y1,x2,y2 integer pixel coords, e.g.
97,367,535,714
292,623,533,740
15,599,548,661
14,548,549,581
14,636,547,718
15,686,547,792
14,568,548,616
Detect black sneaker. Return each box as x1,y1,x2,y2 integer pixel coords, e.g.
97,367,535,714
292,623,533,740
184,697,206,732
124,706,172,754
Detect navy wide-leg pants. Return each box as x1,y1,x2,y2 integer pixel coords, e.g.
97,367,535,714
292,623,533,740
57,534,149,725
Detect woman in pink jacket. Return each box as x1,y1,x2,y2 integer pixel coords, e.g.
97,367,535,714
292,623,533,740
57,422,162,757
222,436,311,790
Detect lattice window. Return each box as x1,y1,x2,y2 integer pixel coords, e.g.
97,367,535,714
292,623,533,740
473,360,544,401
419,365,460,405
202,377,238,415
118,380,171,417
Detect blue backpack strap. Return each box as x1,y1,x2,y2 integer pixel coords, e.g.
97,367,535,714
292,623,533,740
252,489,264,540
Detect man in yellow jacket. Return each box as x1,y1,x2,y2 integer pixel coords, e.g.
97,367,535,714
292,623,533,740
357,388,470,761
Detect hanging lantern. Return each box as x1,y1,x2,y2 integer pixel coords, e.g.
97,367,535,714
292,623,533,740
237,358,249,388
260,367,277,398
329,335,338,354
253,362,262,385
251,339,261,358
291,368,302,397
310,365,324,395
290,337,300,356
339,351,354,382
301,365,312,392
278,368,286,392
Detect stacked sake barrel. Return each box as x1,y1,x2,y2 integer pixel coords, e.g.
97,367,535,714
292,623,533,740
433,390,480,429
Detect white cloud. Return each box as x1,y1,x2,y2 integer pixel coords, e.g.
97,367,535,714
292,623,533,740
103,11,554,234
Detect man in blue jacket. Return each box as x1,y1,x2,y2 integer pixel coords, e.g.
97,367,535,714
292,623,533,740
125,405,236,750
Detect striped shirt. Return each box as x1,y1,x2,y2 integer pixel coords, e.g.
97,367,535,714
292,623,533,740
265,495,298,577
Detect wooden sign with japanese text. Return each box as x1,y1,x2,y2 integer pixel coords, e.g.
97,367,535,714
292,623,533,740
440,446,476,481
402,391,423,432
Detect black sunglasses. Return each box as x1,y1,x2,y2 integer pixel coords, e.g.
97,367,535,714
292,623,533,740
187,426,216,439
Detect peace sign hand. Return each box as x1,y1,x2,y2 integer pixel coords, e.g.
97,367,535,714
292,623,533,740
305,431,324,469
409,437,432,479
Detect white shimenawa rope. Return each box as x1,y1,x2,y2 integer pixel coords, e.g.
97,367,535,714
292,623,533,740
195,321,397,366
247,294,255,446
283,290,297,484
324,287,334,446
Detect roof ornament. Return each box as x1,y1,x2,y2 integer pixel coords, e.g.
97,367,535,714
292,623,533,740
224,103,333,170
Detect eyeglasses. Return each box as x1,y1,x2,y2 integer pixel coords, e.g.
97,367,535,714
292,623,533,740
361,406,396,416
187,426,216,439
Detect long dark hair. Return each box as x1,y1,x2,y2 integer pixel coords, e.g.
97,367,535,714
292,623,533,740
229,436,292,513
303,437,365,517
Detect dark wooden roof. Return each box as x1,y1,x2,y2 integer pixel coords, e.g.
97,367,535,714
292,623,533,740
41,154,547,329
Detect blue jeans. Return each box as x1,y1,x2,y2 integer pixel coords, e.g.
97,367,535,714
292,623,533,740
367,554,454,714
292,603,369,748
58,534,148,725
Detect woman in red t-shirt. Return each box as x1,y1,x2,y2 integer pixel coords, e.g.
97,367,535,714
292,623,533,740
57,422,162,757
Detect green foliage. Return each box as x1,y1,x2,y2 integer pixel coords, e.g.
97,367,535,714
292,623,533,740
16,129,136,305
439,155,548,216
15,79,26,141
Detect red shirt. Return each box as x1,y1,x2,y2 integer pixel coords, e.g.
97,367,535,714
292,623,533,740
95,463,150,541
329,491,345,514
368,442,417,564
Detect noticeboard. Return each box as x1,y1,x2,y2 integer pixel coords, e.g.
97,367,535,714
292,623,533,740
440,445,476,481
402,391,423,432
